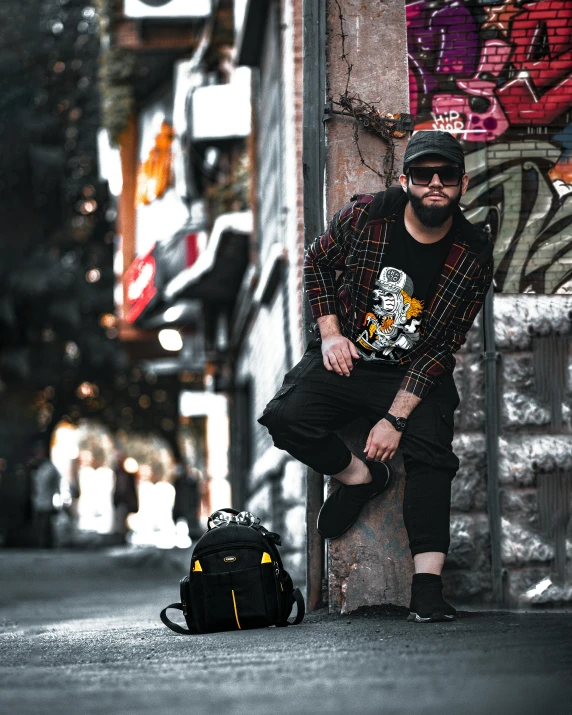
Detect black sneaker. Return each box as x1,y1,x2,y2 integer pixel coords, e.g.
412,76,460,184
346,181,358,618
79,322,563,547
407,574,457,623
317,460,392,540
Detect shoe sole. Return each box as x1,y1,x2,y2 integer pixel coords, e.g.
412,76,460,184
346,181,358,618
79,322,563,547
317,462,393,540
407,612,456,623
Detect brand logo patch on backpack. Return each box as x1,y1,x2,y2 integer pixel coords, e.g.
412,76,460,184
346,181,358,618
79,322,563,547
223,556,236,563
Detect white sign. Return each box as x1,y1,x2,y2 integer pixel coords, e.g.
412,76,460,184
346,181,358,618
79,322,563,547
124,0,212,19
192,68,252,141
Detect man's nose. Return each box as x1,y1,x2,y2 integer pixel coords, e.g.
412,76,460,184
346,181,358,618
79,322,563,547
428,172,444,188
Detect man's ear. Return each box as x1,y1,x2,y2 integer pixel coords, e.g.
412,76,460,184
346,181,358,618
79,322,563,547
460,173,469,195
399,174,408,192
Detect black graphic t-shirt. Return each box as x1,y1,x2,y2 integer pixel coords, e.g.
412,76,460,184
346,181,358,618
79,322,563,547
355,212,456,363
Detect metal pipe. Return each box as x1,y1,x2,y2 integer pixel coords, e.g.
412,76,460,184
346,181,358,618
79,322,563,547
302,0,326,611
482,285,505,606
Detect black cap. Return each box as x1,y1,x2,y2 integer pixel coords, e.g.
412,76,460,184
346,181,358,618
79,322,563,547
403,130,465,171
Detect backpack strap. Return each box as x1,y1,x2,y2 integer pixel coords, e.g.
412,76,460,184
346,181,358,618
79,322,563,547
277,588,305,627
290,588,305,625
160,603,196,635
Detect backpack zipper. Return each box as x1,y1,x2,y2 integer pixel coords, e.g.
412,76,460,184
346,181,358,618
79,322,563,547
192,543,269,560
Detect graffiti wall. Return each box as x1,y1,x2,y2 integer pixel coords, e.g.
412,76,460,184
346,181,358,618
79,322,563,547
407,0,572,293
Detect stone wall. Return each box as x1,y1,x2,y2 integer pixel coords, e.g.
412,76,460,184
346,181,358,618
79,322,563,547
443,296,572,606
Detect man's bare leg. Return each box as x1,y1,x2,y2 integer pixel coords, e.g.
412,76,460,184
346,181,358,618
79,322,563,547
332,453,371,485
414,552,446,575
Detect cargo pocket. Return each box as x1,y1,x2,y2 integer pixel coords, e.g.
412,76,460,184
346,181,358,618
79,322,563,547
257,382,296,427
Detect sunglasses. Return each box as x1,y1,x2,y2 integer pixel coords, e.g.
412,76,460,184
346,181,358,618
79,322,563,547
209,510,260,527
407,166,464,186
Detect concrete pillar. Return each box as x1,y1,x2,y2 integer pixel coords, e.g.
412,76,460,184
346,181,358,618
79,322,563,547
324,0,413,613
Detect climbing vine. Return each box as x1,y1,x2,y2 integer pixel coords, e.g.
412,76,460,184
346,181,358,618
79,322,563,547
330,0,413,187
95,0,135,146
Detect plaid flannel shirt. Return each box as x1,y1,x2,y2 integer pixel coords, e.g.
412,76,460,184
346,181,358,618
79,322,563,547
303,188,494,400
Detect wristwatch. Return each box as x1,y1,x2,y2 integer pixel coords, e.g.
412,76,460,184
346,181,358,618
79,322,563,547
384,412,408,432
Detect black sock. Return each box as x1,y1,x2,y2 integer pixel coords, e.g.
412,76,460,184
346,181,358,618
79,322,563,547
412,573,442,584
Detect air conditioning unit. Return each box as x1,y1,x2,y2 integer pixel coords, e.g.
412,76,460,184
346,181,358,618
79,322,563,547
124,0,212,19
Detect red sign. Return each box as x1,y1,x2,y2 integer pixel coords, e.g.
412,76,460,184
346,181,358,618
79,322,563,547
124,247,157,324
186,232,199,268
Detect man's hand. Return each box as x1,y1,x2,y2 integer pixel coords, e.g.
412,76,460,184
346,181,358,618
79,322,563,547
364,419,402,462
317,314,360,376
321,334,360,376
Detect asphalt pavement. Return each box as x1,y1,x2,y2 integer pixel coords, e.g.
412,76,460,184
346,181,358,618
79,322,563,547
1,550,571,715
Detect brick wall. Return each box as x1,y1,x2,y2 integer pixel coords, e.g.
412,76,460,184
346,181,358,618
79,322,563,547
407,0,572,294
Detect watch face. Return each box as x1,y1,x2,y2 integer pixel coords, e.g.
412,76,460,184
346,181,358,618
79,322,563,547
396,417,407,431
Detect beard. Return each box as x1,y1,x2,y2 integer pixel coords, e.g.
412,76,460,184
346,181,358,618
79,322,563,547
407,186,461,228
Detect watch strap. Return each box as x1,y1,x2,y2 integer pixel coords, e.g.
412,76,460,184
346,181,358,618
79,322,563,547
384,412,407,431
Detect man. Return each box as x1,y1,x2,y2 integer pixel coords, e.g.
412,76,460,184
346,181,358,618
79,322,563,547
258,130,493,622
30,443,62,549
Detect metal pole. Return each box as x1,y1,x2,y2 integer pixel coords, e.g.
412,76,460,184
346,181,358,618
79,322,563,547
482,285,505,606
302,0,326,611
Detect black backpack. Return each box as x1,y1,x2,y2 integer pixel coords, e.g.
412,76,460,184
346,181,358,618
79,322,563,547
160,509,305,634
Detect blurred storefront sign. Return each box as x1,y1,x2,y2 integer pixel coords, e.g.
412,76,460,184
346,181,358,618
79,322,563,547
191,68,251,141
124,248,158,324
136,120,175,206
164,211,252,302
124,0,212,19
136,89,189,257
97,129,123,197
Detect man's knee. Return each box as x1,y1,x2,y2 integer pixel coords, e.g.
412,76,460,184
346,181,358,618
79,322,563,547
258,382,326,448
258,383,304,445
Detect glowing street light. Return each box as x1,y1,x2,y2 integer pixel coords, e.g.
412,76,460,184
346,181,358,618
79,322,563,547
158,329,183,351
123,457,139,474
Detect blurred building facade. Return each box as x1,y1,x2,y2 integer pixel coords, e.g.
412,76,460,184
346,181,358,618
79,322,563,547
98,0,307,576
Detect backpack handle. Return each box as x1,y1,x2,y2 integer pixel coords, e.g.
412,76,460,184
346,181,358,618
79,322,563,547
277,588,305,627
159,603,196,635
290,588,305,625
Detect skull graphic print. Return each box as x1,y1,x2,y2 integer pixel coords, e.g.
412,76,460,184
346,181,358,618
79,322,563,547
355,266,424,362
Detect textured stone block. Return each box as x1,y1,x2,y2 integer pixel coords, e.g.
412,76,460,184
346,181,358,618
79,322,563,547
506,567,552,605
447,515,477,569
501,516,554,565
500,488,540,529
455,354,485,431
442,568,492,604
502,390,550,429
519,575,572,606
502,353,535,392
451,434,487,511
498,435,572,487
494,295,572,351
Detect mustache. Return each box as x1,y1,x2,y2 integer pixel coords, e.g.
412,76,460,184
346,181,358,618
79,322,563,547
422,191,449,199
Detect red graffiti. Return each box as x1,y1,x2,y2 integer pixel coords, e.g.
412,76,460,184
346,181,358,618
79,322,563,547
408,0,572,136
